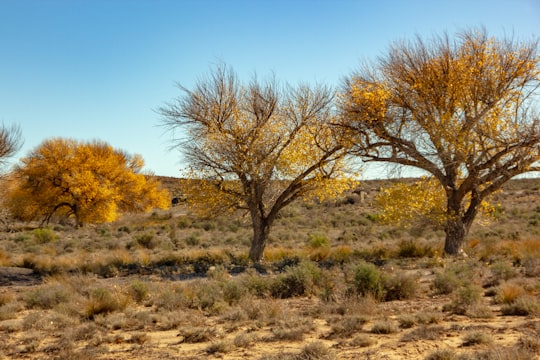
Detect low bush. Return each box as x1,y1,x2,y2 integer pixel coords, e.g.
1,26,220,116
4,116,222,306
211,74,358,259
432,269,462,295
325,315,368,339
370,320,398,334
298,341,335,360
33,228,57,244
84,287,129,319
425,349,457,360
461,331,492,346
270,261,322,299
307,233,330,249
24,283,72,309
178,326,217,343
397,240,434,258
501,296,540,316
353,261,385,300
129,280,150,304
496,281,527,305
401,325,445,341
383,272,418,301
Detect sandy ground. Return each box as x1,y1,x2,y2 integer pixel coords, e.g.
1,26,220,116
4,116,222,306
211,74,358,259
1,266,539,360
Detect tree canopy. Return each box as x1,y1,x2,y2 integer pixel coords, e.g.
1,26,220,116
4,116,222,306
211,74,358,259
340,28,540,255
4,138,170,226
160,65,355,262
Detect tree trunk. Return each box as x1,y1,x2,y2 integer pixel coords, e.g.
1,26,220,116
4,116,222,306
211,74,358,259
443,217,466,255
249,217,271,263
443,190,467,256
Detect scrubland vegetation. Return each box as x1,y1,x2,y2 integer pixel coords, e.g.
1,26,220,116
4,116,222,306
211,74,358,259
1,26,539,359
0,177,539,359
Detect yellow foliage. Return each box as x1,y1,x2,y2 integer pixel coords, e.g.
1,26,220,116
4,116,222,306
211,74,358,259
375,178,497,228
375,179,446,227
4,138,169,226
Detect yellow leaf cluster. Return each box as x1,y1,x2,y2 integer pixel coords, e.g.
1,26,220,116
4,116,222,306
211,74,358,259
375,179,446,227
375,178,497,228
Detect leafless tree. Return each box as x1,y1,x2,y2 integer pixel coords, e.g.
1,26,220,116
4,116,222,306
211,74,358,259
0,123,23,171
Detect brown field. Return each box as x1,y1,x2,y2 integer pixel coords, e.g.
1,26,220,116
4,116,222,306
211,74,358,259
1,178,539,360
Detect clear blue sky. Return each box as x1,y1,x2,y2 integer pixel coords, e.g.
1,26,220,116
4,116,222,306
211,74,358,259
1,0,539,178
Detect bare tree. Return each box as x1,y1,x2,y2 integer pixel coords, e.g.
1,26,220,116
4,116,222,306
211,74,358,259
340,29,540,255
0,123,23,170
160,65,353,263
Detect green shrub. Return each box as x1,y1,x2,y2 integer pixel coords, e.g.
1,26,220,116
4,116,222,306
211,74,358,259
491,260,517,281
432,263,473,295
270,262,322,299
222,281,248,305
353,261,385,300
185,234,200,246
443,283,483,315
240,270,271,298
129,280,149,303
135,233,158,249
32,228,57,244
307,233,330,248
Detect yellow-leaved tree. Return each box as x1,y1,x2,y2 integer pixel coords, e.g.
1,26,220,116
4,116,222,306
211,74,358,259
160,65,355,263
340,28,540,255
4,138,170,226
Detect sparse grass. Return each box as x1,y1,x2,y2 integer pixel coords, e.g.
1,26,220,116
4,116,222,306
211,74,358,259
84,287,129,319
371,320,399,334
496,281,527,305
349,334,376,347
402,325,446,341
500,296,540,316
383,271,419,301
206,340,234,354
462,331,493,346
425,349,457,360
178,326,217,343
325,315,368,339
24,281,72,309
443,283,483,315
298,341,335,360
234,331,258,348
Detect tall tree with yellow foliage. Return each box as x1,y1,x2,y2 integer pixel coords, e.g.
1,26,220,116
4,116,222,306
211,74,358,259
5,138,169,226
340,29,540,255
160,65,354,263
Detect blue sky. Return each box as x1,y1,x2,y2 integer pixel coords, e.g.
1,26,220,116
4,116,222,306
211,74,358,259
1,0,539,178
